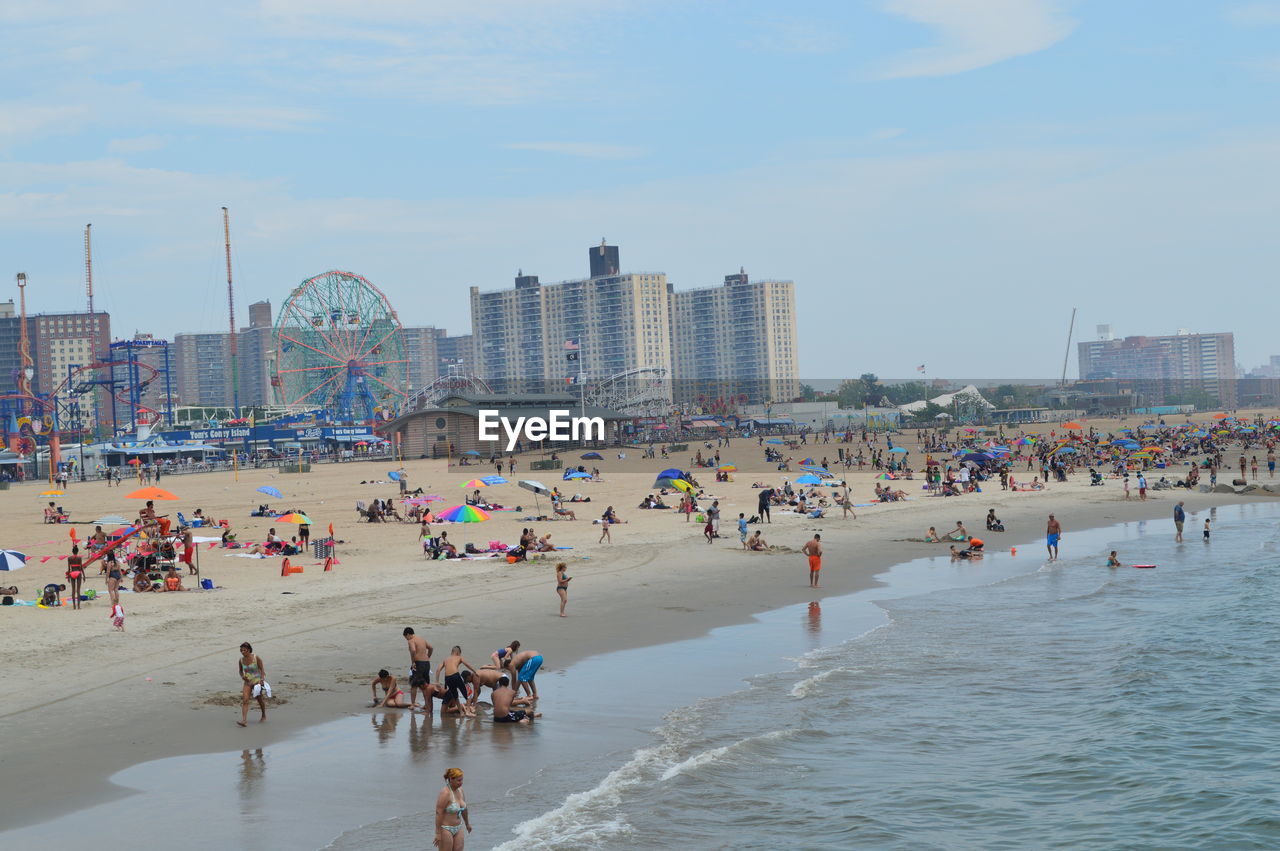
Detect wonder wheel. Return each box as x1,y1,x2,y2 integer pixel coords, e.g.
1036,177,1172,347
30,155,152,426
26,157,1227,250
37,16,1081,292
273,270,408,423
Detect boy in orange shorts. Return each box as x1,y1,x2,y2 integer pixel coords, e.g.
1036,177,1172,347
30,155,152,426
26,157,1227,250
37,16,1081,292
801,534,823,588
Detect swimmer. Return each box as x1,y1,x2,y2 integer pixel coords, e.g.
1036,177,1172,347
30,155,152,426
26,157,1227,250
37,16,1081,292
1107,551,1121,567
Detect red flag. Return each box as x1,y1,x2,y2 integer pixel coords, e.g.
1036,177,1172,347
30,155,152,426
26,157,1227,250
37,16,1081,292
69,527,78,540
328,523,334,537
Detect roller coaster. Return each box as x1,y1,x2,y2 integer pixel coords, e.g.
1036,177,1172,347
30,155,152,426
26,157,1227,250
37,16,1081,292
1,355,172,457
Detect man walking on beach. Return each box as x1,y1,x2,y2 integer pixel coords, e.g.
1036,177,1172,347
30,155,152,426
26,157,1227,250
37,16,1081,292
708,500,721,538
1174,501,1186,543
842,485,856,520
757,487,772,524
1046,515,1062,561
403,627,434,706
802,534,823,588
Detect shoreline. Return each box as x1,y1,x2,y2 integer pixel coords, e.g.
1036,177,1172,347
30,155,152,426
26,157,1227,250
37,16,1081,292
0,456,1256,834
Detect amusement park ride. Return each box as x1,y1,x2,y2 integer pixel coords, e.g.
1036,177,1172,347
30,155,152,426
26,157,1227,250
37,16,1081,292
272,270,409,423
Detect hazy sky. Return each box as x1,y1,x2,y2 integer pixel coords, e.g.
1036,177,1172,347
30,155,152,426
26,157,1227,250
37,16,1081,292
2,1,1278,379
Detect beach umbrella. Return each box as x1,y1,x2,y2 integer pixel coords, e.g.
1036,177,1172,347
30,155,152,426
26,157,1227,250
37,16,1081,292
518,479,550,511
564,470,592,480
0,550,26,571
1016,437,1035,445
889,446,908,454
354,441,369,447
482,476,508,485
126,486,179,501
717,464,737,472
1062,422,1082,430
461,479,488,488
795,474,822,485
1054,446,1077,455
1212,413,1231,419
766,438,784,444
127,458,142,465
388,471,401,481
437,504,489,523
403,496,435,506
38,490,64,497
276,512,314,525
257,486,282,499
580,452,603,460
961,453,993,463
462,450,481,456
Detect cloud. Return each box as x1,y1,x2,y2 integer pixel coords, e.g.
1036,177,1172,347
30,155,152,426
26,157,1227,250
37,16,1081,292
1229,2,1280,25
739,17,845,54
106,135,171,154
504,142,646,160
877,0,1076,78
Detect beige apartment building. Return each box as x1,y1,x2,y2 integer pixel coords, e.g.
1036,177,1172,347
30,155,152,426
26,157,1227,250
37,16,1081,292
669,271,798,405
469,243,673,393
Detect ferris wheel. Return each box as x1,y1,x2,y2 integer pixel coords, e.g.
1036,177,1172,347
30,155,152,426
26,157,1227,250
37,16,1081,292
273,270,409,423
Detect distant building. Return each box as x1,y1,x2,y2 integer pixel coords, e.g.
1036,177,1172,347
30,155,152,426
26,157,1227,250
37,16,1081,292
669,270,798,406
401,327,442,394
32,310,111,399
1078,331,1236,405
174,333,232,407
237,300,275,407
469,244,673,393
0,300,30,396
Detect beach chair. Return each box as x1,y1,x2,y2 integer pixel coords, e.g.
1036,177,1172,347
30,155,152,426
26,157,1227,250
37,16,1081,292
177,511,203,528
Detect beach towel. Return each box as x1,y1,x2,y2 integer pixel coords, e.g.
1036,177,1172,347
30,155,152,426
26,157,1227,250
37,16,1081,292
251,681,273,699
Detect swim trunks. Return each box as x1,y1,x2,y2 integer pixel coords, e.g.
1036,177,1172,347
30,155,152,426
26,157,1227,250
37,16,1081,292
444,672,466,703
494,710,527,723
409,660,432,688
517,655,543,683
1047,533,1060,547
807,554,821,571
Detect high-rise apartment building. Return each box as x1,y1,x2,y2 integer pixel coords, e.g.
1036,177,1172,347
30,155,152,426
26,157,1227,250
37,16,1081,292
1078,331,1237,405
174,333,232,407
174,300,274,408
470,244,673,392
401,327,442,394
33,311,111,399
436,332,474,377
669,270,798,405
0,300,29,396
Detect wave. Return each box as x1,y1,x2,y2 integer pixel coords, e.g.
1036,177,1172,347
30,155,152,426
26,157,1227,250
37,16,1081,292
659,729,795,781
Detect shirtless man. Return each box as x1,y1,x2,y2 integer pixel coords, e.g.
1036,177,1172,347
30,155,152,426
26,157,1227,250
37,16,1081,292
801,534,823,588
509,648,544,700
403,627,435,706
1046,514,1063,561
178,526,196,575
492,676,541,724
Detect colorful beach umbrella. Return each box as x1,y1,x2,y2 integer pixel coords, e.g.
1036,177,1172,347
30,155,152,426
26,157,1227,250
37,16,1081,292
276,513,313,524
461,479,488,488
257,486,282,499
437,504,490,523
126,486,179,501
717,464,737,472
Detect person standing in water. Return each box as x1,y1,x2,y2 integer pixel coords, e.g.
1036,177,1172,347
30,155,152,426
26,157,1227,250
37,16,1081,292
554,562,571,617
435,767,471,849
801,534,823,588
237,642,267,727
1046,514,1062,561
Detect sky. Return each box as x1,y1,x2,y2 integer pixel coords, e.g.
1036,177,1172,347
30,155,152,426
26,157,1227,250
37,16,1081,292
2,0,1278,380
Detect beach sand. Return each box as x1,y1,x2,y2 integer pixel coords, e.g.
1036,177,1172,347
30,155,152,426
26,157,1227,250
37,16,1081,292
0,423,1271,831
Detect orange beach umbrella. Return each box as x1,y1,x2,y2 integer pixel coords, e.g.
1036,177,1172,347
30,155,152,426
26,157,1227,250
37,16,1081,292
126,486,179,501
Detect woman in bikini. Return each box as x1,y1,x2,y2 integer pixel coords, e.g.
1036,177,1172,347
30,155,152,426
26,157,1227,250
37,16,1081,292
238,642,268,727
65,545,85,610
104,548,123,605
435,767,471,849
555,562,571,617
371,669,415,708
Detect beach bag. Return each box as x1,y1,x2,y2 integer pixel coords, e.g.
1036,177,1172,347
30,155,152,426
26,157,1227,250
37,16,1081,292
201,578,214,590
695,513,707,524
2,596,12,606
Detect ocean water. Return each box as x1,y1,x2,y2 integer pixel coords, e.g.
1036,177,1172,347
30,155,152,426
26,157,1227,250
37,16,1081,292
7,503,1278,850
496,501,1280,850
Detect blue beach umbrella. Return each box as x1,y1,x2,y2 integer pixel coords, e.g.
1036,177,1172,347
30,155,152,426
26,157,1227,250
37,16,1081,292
387,471,401,481
564,471,592,480
1054,446,1078,455
482,476,508,485
795,474,822,485
889,446,908,454
257,486,282,499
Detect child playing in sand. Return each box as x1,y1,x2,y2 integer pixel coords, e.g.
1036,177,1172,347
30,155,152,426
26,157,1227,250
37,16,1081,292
110,602,125,632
